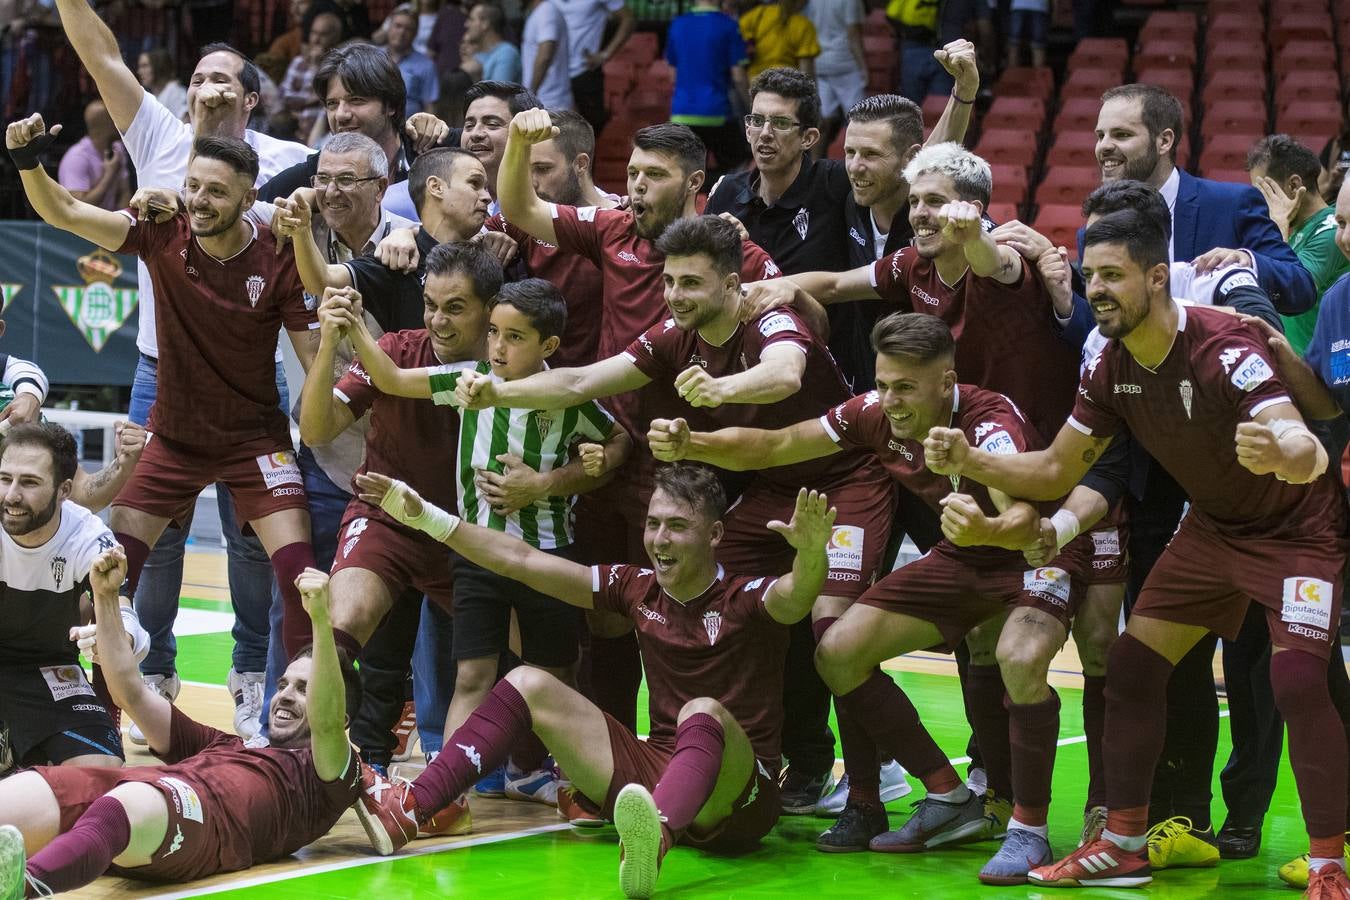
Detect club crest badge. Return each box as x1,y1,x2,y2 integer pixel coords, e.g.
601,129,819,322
702,610,722,645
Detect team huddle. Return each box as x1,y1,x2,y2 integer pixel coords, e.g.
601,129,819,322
0,5,1347,899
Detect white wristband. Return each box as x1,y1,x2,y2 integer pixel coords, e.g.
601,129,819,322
1050,508,1081,553
120,603,151,663
378,477,460,542
1269,422,1329,483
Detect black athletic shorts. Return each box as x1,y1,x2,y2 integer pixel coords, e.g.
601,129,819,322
0,663,122,764
449,546,582,668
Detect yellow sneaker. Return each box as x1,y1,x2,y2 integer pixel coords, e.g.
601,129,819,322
1147,816,1219,870
1280,846,1350,889
979,792,1013,840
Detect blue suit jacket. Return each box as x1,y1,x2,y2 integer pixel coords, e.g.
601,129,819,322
1077,169,1316,315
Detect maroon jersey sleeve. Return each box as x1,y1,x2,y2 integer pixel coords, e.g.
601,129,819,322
158,704,238,763
334,333,397,419
740,240,782,282
751,306,812,354
727,574,781,623
114,211,178,257
548,203,611,265
1068,349,1125,438
1198,334,1293,419
869,248,919,308
622,319,682,380
962,393,1032,455
276,254,317,332
821,391,887,451
591,563,638,615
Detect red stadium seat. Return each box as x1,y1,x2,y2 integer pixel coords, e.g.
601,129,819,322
1035,166,1100,207
1062,68,1121,101
989,164,1030,207
1197,132,1263,172
987,95,1048,128
984,202,1022,225
1274,41,1337,78
1031,204,1085,259
1052,97,1105,134
1275,80,1341,110
1067,39,1129,72
1140,10,1198,42
973,129,1039,172
1134,39,1197,71
1205,40,1268,72
1203,71,1267,107
1045,137,1098,170
1201,100,1268,137
1271,13,1335,46
921,93,948,127
1203,167,1254,184
618,32,659,64
1135,68,1194,103
993,66,1055,100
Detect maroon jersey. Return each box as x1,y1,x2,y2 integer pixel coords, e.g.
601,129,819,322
822,384,1040,565
592,563,788,768
335,330,461,529
871,248,1079,440
152,705,359,870
623,306,861,487
1070,304,1347,540
548,203,781,360
116,213,315,448
487,213,603,368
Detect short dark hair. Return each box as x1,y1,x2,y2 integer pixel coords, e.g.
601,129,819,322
652,463,727,521
408,146,478,215
1247,134,1322,188
424,240,504,303
1083,208,1169,271
870,312,955,363
549,108,595,165
632,123,706,177
654,215,743,277
199,42,261,97
192,135,260,183
1081,179,1172,241
144,48,176,85
464,80,543,116
847,93,924,152
1101,84,1184,162
470,1,507,36
2,423,79,484
492,278,566,339
313,43,407,135
749,66,822,130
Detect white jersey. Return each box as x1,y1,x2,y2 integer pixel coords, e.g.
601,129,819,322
119,90,311,358
0,501,116,666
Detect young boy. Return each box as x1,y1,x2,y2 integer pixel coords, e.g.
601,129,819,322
347,277,630,807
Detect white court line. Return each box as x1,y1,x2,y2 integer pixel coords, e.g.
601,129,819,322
141,822,572,899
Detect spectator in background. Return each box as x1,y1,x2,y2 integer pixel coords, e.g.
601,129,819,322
521,0,573,109
891,0,991,101
428,0,469,80
281,11,347,143
135,48,187,120
1319,129,1350,203
1005,0,1049,69
557,0,634,134
1249,134,1350,356
461,2,523,84
387,5,440,116
666,0,752,182
56,99,130,211
740,0,820,78
268,0,315,63
303,0,372,41
805,0,866,154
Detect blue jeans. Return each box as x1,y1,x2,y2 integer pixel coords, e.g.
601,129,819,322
413,598,454,754
128,353,287,677
900,39,954,101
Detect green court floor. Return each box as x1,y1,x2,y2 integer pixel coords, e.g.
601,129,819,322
172,625,1311,899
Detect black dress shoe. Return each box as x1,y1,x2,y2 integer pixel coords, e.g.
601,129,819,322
816,801,889,852
1216,821,1261,859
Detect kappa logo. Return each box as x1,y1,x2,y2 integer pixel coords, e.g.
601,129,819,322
763,259,780,278
245,272,265,307
639,334,655,354
1113,384,1142,394
457,742,483,773
973,422,999,442
861,391,880,411
662,318,677,332
608,566,624,586
97,534,115,552
687,354,708,369
1085,352,1104,378
617,250,641,264
1287,622,1327,640
346,517,369,538
886,439,914,460
50,556,66,587
911,284,940,306
792,206,809,241
1219,346,1244,374
849,227,866,246
636,605,667,625
165,825,185,856
343,535,360,558
702,610,722,645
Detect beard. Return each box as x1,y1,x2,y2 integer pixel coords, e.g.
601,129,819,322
2,489,59,536
190,198,245,238
634,192,685,240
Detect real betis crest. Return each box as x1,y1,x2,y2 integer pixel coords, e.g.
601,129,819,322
0,284,19,311
51,249,137,352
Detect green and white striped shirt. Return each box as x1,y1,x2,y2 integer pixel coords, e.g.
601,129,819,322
429,361,616,549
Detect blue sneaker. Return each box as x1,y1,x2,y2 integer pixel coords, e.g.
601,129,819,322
474,764,507,798
506,757,561,805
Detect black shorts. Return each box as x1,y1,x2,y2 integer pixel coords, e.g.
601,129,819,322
449,546,582,668
0,663,122,765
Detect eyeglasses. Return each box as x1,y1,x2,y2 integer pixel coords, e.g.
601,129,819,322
311,173,381,191
743,114,802,133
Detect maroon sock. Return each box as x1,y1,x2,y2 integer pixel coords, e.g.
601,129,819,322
26,794,131,894
1271,649,1349,840
1007,690,1060,827
815,618,881,807
411,679,532,821
588,632,642,734
836,669,952,788
1103,633,1173,812
510,727,550,772
965,664,1013,799
269,541,317,657
114,532,150,597
651,713,726,836
1082,674,1107,809
332,628,363,661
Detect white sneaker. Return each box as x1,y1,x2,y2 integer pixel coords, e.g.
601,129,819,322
505,758,562,805
228,668,265,740
814,760,913,816
129,673,180,745
966,766,988,796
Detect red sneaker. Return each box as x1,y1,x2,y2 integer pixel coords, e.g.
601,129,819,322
558,784,607,829
1028,838,1152,888
390,701,418,763
352,763,416,856
1307,863,1350,899
420,792,472,837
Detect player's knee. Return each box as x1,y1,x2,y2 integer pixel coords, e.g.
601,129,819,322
678,697,728,724
813,630,849,685
504,664,563,702
455,658,499,695
995,639,1051,687
1074,627,1116,675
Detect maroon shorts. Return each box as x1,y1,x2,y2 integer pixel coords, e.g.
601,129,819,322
859,539,1089,651
39,764,231,882
1082,503,1130,586
1134,514,1346,659
600,714,780,852
113,434,308,530
716,459,896,600
330,503,456,613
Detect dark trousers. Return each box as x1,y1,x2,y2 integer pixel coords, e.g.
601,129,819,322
781,616,837,775
571,66,608,135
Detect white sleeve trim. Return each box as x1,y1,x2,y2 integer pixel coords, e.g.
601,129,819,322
591,565,602,592
868,262,880,289
818,414,842,443
333,388,352,405
1066,415,1094,436
1249,395,1292,418
548,202,561,219
620,351,639,364
763,340,808,356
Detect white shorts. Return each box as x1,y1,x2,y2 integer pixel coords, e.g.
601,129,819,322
818,69,868,119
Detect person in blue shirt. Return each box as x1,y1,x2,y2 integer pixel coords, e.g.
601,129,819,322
666,0,752,182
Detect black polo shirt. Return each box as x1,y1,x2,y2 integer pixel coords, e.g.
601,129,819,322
341,226,440,332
